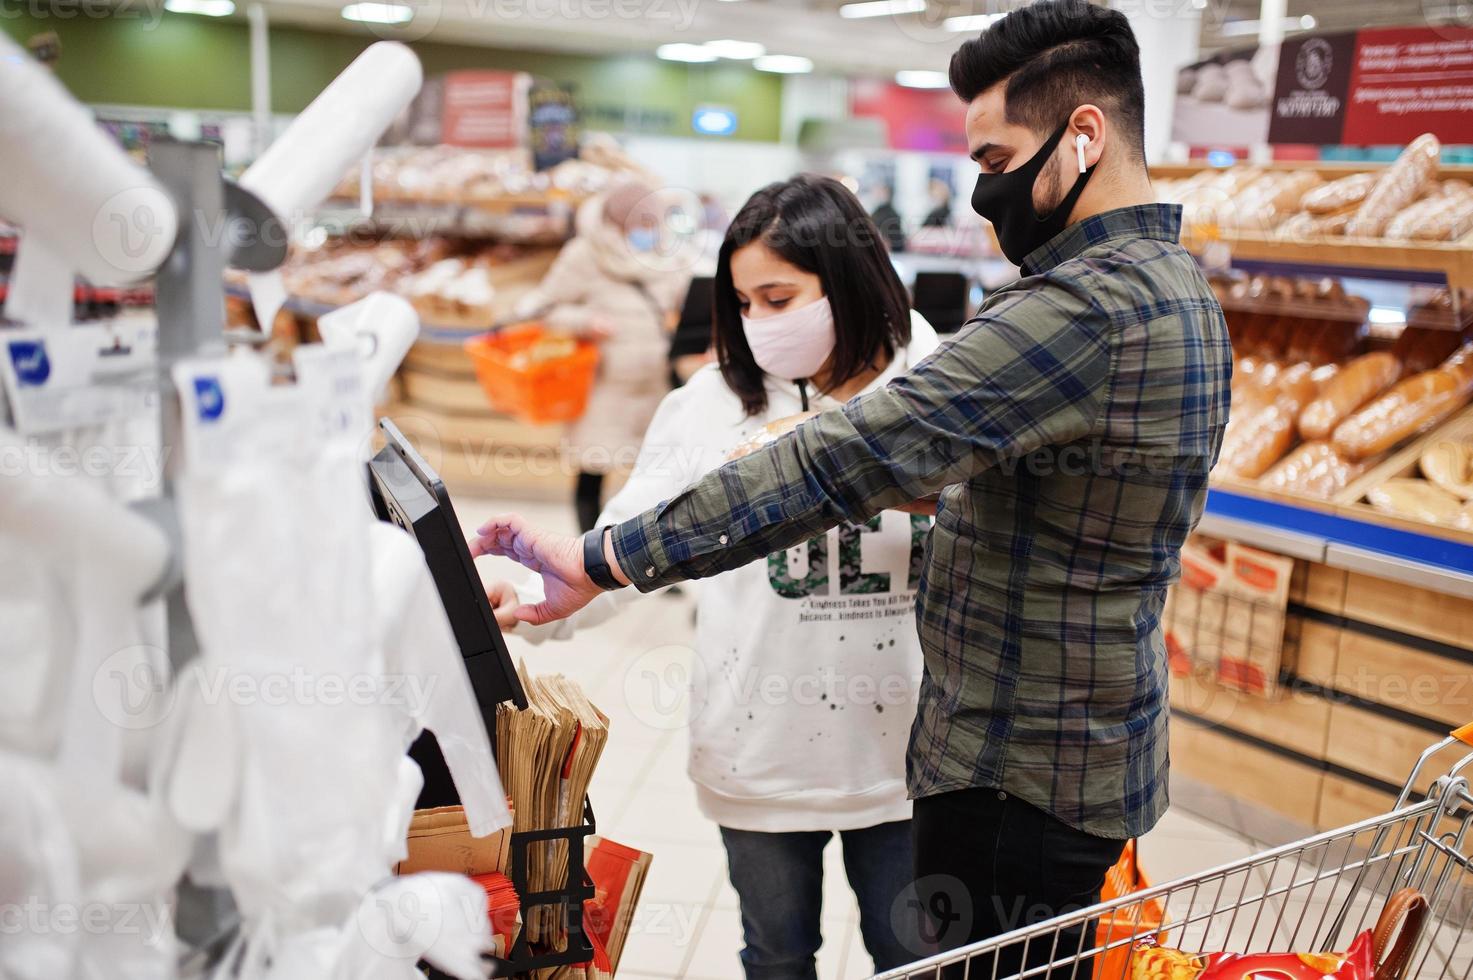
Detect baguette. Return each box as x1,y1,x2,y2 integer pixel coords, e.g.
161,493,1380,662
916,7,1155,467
1259,440,1373,500
1298,351,1403,440
1216,371,1319,479
1301,172,1378,215
1366,477,1465,524
1345,134,1441,238
1331,365,1473,459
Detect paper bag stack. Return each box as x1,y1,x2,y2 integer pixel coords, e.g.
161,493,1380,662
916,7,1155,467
495,663,610,947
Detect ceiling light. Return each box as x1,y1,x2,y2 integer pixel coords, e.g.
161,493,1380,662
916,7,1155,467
657,42,719,63
704,39,766,59
754,54,814,73
341,1,413,23
165,0,236,15
840,0,925,18
943,12,1004,31
895,69,949,89
1219,14,1318,36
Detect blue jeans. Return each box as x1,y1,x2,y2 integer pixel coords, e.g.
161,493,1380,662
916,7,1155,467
720,820,920,980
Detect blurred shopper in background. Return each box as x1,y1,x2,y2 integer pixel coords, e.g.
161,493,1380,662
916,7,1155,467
867,182,907,253
518,178,692,531
921,178,954,228
484,174,939,979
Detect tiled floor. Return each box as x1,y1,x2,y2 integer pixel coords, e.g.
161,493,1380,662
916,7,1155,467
460,495,1471,980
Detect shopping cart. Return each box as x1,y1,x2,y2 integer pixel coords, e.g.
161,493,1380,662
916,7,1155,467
875,724,1473,979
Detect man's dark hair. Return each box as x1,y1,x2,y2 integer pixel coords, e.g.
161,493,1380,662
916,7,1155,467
948,0,1146,160
712,174,912,418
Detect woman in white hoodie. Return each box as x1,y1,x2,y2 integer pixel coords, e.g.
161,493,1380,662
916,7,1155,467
482,175,938,979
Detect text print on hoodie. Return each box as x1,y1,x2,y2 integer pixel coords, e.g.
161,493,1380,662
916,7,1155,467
516,312,940,832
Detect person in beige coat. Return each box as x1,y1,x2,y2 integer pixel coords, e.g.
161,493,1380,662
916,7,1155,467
519,178,693,530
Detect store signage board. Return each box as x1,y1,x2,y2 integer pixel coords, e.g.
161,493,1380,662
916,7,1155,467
1176,25,1473,148
1266,31,1358,145
440,70,531,148
849,78,970,154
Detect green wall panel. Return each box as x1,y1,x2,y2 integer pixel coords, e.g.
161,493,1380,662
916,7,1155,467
0,12,784,140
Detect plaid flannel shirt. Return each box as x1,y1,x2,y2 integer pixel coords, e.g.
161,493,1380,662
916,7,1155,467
610,203,1232,838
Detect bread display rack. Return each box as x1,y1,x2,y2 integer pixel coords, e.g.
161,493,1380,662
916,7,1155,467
1147,160,1473,598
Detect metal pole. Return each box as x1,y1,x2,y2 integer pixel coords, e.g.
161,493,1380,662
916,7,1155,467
248,3,272,159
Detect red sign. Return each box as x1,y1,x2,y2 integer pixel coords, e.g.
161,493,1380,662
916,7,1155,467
1342,26,1473,146
440,70,529,148
850,78,968,154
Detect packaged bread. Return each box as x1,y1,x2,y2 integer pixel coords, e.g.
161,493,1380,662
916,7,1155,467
1420,439,1473,499
1367,477,1465,524
1298,351,1402,440
1301,172,1378,215
1216,370,1319,479
728,411,820,460
1345,134,1441,238
1259,440,1374,500
1331,364,1473,460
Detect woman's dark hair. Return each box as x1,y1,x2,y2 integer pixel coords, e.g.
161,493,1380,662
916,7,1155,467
948,0,1146,161
712,174,913,417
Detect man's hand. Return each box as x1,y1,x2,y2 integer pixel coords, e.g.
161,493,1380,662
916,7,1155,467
469,515,605,626
484,580,522,631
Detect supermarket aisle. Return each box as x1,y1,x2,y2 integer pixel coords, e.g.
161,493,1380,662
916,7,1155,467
459,496,1268,979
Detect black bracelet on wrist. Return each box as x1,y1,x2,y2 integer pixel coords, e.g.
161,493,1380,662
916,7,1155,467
583,527,623,591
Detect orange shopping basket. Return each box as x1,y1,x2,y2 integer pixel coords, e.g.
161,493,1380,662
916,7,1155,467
1093,839,1167,979
464,323,600,425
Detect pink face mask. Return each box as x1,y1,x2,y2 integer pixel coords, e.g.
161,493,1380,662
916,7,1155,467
741,296,836,381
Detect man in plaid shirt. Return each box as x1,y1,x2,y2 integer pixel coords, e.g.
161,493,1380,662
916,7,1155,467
475,1,1230,973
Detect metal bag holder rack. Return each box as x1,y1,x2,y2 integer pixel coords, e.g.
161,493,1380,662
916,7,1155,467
489,797,599,975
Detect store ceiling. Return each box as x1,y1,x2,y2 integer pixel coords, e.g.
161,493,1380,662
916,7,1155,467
84,0,1466,79
246,0,965,76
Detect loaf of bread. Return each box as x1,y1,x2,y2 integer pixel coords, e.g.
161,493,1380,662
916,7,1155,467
1229,171,1324,232
1345,134,1441,238
1216,371,1319,479
1414,196,1473,241
728,411,819,460
1420,439,1473,499
1259,441,1373,500
1302,172,1378,215
1298,351,1402,440
1367,477,1465,524
1331,365,1473,460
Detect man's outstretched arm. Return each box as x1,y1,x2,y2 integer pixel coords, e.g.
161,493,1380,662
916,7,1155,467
473,280,1111,624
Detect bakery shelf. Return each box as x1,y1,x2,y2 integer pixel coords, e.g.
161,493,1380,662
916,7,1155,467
1182,228,1473,292
319,193,581,243
1152,161,1473,182
223,283,502,343
1200,486,1473,597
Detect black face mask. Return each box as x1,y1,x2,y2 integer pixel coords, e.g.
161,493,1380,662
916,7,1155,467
970,121,1095,267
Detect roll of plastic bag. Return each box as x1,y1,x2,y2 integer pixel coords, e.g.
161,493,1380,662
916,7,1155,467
240,42,422,223
318,292,420,407
0,31,177,284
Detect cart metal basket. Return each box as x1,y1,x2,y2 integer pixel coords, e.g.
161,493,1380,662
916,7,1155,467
874,724,1473,979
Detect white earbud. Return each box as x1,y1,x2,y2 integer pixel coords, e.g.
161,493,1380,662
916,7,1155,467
1075,133,1090,174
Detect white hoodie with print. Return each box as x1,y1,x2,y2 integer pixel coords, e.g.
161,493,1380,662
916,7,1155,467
516,312,940,832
